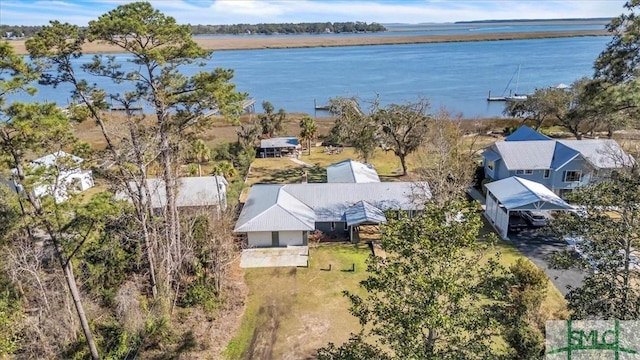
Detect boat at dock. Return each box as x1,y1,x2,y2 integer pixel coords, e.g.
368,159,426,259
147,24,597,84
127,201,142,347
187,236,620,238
486,65,529,102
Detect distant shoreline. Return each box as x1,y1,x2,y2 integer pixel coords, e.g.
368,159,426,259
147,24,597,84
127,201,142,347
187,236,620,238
7,29,609,55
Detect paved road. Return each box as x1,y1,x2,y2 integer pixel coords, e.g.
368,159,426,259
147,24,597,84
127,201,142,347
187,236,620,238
510,227,585,296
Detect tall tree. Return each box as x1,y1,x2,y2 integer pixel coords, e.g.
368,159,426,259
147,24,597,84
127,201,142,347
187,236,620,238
0,41,104,358
318,201,505,359
0,102,110,359
504,78,598,139
299,115,317,155
590,1,640,134
329,97,378,163
375,98,432,176
26,2,245,306
258,101,285,137
329,96,433,171
415,111,476,205
550,169,640,320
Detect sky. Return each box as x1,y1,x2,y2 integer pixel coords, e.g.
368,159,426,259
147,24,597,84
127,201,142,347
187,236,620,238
0,0,627,26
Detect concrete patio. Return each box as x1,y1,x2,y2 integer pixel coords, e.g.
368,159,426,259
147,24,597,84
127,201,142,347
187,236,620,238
240,246,309,268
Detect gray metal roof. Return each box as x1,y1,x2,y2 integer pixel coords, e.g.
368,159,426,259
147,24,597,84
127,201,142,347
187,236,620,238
234,184,315,232
558,139,635,169
260,137,300,149
344,200,387,226
485,176,573,211
326,159,380,183
117,176,227,208
491,139,633,170
235,182,429,232
492,141,556,170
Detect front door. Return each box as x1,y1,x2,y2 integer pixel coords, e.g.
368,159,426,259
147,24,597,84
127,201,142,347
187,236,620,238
271,232,279,247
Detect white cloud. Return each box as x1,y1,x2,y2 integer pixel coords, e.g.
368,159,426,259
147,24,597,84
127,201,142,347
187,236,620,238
0,0,627,26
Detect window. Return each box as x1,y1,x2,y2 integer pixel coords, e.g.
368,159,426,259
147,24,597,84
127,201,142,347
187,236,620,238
564,170,582,182
543,169,550,179
516,170,524,175
330,222,335,231
524,170,533,175
487,161,495,171
344,222,348,231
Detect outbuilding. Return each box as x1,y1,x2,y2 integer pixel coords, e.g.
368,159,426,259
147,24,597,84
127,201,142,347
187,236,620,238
484,176,573,240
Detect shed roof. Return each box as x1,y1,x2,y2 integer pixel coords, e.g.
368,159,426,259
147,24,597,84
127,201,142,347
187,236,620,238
117,176,227,209
485,176,572,211
260,137,300,149
326,159,380,183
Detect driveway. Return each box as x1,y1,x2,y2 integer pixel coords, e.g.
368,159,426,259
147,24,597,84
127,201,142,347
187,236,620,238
509,227,585,296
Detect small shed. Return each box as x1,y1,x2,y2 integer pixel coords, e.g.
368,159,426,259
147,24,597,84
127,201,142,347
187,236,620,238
259,137,301,158
484,176,573,239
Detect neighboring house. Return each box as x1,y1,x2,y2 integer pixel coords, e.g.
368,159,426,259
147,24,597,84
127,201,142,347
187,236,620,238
259,137,302,158
234,182,428,247
482,126,634,196
7,151,94,203
326,159,380,183
116,176,228,212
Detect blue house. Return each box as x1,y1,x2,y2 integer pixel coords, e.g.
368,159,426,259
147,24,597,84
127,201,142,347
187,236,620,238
482,126,634,196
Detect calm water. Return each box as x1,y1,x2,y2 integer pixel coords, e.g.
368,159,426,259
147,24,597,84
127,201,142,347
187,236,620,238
12,30,612,118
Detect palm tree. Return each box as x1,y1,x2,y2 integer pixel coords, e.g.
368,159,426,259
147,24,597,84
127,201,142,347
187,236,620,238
211,160,237,179
191,139,211,176
299,116,318,155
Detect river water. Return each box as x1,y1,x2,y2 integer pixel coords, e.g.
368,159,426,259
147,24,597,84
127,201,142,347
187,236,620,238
12,24,612,118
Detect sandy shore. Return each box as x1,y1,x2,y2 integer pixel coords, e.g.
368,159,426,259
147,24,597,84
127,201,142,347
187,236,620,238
7,29,608,54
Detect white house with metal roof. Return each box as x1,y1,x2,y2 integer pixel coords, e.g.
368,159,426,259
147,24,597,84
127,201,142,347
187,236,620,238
7,150,94,203
235,182,428,247
326,159,380,183
482,126,634,196
116,176,228,211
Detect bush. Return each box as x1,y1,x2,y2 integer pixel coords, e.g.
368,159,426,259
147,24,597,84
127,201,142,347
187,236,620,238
180,278,220,314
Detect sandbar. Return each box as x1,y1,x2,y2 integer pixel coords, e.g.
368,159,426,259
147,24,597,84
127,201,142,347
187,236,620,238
7,30,609,55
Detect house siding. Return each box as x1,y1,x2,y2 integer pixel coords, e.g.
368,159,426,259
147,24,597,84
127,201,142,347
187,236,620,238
279,231,304,246
248,231,273,247
316,221,349,239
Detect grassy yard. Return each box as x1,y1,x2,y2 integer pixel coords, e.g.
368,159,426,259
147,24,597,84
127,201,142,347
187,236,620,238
224,243,371,360
224,232,568,359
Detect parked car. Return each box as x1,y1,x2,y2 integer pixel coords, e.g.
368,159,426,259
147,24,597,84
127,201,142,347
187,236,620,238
521,210,547,227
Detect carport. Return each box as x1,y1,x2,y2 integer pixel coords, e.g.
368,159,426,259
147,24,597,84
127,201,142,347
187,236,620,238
484,177,573,240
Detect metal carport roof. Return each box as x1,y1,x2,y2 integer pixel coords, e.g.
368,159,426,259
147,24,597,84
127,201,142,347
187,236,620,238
484,176,573,211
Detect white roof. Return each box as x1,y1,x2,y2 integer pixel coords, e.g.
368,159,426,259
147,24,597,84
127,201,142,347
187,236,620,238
485,176,573,211
117,176,227,208
326,159,380,183
235,182,429,232
260,137,301,149
32,150,83,167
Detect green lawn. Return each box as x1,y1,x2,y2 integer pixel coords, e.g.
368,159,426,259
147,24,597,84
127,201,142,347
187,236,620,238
224,234,568,359
224,244,371,360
